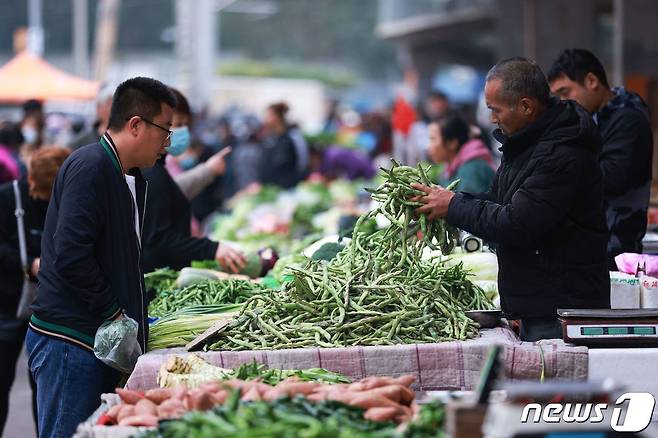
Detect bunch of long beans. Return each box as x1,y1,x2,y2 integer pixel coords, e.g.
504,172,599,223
204,161,492,351
149,279,268,317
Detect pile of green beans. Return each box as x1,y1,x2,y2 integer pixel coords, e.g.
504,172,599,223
204,161,492,351
149,279,268,317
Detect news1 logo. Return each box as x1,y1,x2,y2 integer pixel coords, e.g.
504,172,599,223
520,393,656,432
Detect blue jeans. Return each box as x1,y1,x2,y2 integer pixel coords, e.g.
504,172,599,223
25,328,119,438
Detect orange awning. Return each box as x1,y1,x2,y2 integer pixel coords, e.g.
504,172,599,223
0,52,99,103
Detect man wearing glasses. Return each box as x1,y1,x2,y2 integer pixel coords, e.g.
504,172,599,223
25,77,176,438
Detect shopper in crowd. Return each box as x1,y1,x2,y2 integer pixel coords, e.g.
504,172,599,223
0,146,69,437
308,144,376,182
425,90,452,121
548,49,653,270
20,99,45,156
26,77,176,438
70,82,114,151
289,122,310,179
412,58,609,341
258,102,301,189
142,88,246,273
427,115,495,194
0,123,23,184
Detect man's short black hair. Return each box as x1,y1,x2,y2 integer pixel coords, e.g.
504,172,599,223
547,48,609,88
428,90,449,101
107,77,177,131
22,99,43,115
486,57,551,106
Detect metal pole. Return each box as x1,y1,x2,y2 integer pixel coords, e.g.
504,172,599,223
73,0,89,77
94,0,120,82
613,0,624,86
27,0,44,55
523,0,536,61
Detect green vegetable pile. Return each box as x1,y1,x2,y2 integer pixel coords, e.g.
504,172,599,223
141,393,445,438
227,361,351,385
149,279,268,317
202,162,492,351
144,268,179,296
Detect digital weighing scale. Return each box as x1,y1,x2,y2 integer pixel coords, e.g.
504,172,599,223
558,308,658,347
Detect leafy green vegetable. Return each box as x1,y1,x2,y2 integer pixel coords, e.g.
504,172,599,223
144,268,179,296
311,242,345,261
148,395,397,438
270,254,310,282
402,401,445,438
227,361,351,385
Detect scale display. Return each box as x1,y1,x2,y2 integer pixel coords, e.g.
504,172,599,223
566,324,658,339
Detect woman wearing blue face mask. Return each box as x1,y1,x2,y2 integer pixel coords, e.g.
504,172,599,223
141,88,246,274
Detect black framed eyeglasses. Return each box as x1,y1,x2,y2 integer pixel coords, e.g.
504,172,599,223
128,116,173,140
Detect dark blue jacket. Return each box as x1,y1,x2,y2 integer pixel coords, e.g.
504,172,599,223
30,133,150,351
595,87,653,268
447,99,610,319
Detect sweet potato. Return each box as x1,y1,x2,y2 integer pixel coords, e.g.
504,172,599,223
134,399,158,417
364,406,399,422
271,381,320,397
116,405,136,423
393,375,416,388
156,398,186,419
210,390,229,405
186,389,215,411
360,385,415,405
349,393,400,410
105,404,123,421
118,414,159,427
115,388,144,405
144,388,172,405
241,385,262,402
198,382,222,393
170,384,188,401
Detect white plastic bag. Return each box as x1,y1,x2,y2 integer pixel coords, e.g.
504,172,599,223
93,315,142,374
640,276,658,308
610,272,641,309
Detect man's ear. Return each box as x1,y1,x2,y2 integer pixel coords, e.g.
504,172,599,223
127,116,141,136
519,98,534,116
585,72,599,91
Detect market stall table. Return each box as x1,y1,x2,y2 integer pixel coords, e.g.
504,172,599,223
126,327,588,391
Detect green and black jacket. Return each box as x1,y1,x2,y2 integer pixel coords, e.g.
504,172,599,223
30,133,150,351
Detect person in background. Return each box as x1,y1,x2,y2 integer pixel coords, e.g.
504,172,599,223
427,115,496,194
289,122,310,179
26,77,176,438
258,102,301,189
0,123,23,184
308,144,376,182
413,58,609,341
142,88,246,273
0,146,70,436
425,90,452,121
70,82,114,151
548,49,653,270
20,100,45,157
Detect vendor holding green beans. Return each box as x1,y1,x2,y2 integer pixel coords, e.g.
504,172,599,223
412,57,610,342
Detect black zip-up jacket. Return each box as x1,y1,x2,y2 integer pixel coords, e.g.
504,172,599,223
447,99,610,319
595,87,653,268
258,132,301,189
141,158,218,273
0,178,48,319
30,133,150,351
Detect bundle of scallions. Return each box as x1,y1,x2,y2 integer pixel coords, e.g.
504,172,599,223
148,304,242,351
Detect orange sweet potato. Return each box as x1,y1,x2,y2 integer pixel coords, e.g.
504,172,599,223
115,388,144,405
144,388,172,405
